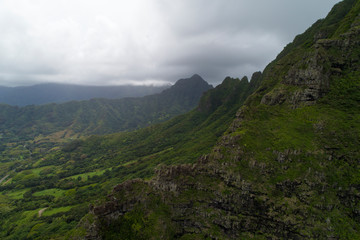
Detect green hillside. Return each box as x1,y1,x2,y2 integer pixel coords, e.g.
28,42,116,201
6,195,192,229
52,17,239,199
0,74,212,145
77,0,360,239
0,74,258,239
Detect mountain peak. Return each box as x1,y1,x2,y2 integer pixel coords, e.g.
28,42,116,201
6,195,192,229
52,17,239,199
190,73,203,80
168,74,213,93
174,74,208,86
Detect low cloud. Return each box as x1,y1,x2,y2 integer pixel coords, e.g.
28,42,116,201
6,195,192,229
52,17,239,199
0,0,339,86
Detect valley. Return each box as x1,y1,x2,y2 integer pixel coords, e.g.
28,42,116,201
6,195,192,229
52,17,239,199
0,0,360,239
0,74,259,239
76,0,360,239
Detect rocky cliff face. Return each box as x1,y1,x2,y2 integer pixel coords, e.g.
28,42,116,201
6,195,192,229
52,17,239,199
261,27,360,107
77,1,360,239
260,0,360,108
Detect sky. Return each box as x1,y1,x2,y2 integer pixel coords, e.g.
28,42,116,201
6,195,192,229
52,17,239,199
0,0,340,87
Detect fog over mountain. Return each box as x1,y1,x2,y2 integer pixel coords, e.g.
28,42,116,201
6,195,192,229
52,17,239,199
0,0,339,87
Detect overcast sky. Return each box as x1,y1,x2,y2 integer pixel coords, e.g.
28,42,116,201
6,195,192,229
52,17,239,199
0,0,340,86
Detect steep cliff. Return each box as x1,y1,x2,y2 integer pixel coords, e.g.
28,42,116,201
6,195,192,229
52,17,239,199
77,0,360,239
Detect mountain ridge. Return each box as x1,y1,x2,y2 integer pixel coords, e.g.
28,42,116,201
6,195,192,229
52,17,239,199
0,73,257,239
0,75,212,144
79,0,360,239
0,0,359,239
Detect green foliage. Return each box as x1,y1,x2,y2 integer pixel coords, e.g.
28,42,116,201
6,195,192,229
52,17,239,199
320,72,360,111
100,201,175,240
78,1,360,238
0,74,256,239
0,75,212,144
32,188,66,199
2,0,360,239
276,0,357,60
41,206,73,217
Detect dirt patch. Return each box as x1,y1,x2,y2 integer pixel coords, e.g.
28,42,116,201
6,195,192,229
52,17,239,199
38,208,48,217
3,178,12,185
0,175,9,185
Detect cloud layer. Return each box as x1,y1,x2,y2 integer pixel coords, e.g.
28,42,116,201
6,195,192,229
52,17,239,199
0,0,339,86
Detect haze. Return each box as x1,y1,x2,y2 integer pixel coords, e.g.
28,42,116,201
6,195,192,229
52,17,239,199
0,0,340,86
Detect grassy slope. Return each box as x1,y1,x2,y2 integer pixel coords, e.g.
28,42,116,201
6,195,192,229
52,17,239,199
0,76,257,239
218,1,360,237
80,0,360,239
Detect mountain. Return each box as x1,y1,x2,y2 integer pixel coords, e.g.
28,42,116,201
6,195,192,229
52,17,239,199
0,74,258,239
0,83,168,106
76,0,360,239
0,74,212,144
1,0,360,239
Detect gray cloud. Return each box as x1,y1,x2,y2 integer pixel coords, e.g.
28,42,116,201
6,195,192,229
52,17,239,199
0,0,340,86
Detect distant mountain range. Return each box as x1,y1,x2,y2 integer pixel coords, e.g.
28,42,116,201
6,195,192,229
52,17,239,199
0,83,169,106
0,74,213,142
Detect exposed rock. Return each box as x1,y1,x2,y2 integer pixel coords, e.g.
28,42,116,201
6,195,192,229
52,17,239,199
261,21,360,108
261,46,331,107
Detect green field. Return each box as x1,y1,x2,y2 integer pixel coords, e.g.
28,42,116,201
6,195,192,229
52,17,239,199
6,189,29,200
65,169,109,181
32,188,66,199
41,206,73,217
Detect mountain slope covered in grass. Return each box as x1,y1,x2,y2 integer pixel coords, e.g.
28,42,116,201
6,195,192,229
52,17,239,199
79,0,360,239
0,74,259,239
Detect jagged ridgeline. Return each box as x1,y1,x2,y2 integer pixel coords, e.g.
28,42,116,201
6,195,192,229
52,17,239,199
0,74,259,239
79,0,360,239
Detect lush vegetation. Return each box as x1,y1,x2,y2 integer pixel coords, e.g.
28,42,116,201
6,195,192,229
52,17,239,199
0,74,212,145
72,0,360,239
0,74,257,239
276,0,357,60
1,0,359,239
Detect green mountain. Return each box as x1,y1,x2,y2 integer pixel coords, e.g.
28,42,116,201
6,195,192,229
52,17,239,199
77,0,360,239
0,74,212,144
0,73,259,239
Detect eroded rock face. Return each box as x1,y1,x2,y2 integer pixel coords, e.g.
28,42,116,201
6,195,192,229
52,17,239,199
261,26,360,107
81,116,359,239
83,146,322,239
84,159,313,239
285,52,330,105
260,44,332,107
